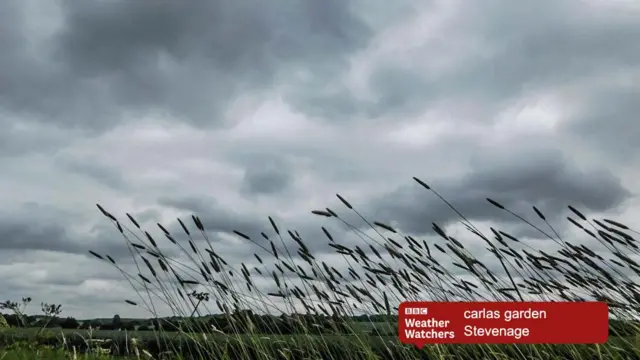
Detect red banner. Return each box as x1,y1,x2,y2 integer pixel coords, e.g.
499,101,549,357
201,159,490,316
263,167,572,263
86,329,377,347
398,301,608,346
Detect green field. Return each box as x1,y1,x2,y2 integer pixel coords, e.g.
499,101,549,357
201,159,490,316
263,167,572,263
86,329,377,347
2,326,640,360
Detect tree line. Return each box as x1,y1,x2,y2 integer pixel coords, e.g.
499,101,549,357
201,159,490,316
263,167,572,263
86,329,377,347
0,310,399,335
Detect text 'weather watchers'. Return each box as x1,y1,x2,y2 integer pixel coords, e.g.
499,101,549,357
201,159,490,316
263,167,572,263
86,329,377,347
398,301,608,346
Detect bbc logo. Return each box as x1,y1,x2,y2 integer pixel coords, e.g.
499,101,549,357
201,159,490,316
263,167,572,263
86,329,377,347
404,307,428,315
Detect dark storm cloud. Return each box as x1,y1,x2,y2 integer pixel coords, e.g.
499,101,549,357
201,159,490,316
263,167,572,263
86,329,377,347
0,204,127,258
0,212,69,252
0,0,371,133
366,146,632,237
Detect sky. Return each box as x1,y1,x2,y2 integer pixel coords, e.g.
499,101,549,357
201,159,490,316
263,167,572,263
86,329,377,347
1,0,639,319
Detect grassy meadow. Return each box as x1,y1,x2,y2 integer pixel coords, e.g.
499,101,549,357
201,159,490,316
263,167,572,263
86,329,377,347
2,176,640,359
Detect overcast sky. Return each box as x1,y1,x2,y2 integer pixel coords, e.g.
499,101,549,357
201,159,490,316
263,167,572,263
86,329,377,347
1,0,639,319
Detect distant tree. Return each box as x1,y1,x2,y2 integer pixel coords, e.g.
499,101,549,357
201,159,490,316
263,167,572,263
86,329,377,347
31,318,47,328
26,316,38,326
149,318,180,332
60,317,79,329
137,324,149,331
163,320,180,332
89,321,102,329
3,314,21,327
112,314,122,330
45,316,63,328
275,316,294,334
208,316,229,333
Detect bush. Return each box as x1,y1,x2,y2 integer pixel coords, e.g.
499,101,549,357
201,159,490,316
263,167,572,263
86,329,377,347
0,314,9,329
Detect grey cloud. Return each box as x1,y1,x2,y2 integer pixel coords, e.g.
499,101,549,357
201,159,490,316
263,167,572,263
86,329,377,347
1,277,139,317
241,160,292,196
290,0,640,122
0,0,372,135
55,156,129,191
0,213,69,252
157,195,268,241
130,209,163,225
448,1,640,96
156,193,361,258
0,204,131,260
285,65,436,121
366,146,632,237
0,116,76,158
564,84,640,160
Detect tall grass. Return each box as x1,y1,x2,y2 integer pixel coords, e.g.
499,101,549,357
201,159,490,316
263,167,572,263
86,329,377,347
87,177,640,360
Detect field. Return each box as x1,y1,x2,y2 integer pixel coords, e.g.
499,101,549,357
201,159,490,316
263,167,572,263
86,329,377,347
3,177,640,359
2,328,640,360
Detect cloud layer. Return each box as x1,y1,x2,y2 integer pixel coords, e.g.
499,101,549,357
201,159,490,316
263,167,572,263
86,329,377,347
1,0,639,318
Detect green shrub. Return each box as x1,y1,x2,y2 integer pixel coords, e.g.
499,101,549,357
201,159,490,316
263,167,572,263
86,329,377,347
0,314,9,329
